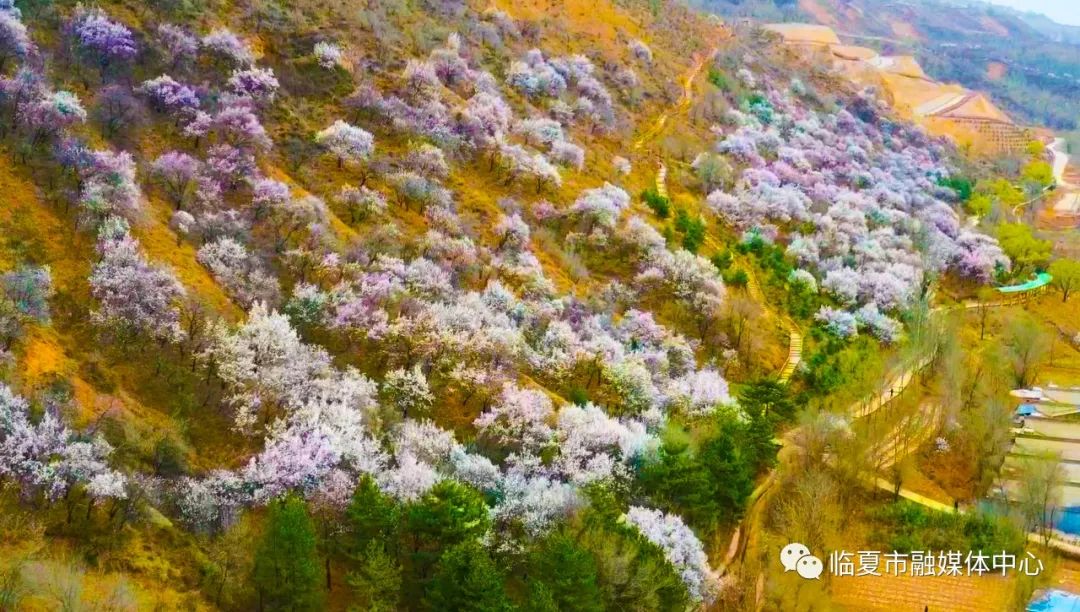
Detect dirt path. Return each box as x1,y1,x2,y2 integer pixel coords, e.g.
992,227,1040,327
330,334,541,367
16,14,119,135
635,43,807,385
632,46,717,150
744,267,804,383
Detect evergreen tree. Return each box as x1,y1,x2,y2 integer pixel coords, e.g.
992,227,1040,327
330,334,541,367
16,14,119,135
572,486,689,611
425,542,512,611
698,421,756,520
402,480,490,602
347,474,400,555
252,495,323,611
738,379,796,422
527,532,604,611
347,541,401,612
522,580,559,612
639,441,721,530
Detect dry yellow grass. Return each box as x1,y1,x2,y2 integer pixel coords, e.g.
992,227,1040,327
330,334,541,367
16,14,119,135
763,23,842,46
134,196,241,321
20,331,71,388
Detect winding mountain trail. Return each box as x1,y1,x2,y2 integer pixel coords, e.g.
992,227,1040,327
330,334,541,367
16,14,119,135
634,36,807,390
655,162,667,198
632,45,718,150
726,337,935,584
629,19,1061,600
1049,137,1080,217
742,261,804,383
645,131,806,386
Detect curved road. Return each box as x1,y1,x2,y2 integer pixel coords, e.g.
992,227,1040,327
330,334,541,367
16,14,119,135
1049,137,1080,216
1051,137,1072,188
727,291,1048,603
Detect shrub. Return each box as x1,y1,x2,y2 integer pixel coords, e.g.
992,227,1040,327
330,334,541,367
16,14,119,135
870,501,1024,556
723,269,748,287
707,68,729,91
938,175,973,202
640,188,669,219
673,209,706,254
710,251,732,271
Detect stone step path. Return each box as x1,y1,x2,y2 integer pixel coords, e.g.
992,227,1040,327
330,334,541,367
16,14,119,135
655,163,668,198
744,265,764,303
743,268,803,384
777,316,802,383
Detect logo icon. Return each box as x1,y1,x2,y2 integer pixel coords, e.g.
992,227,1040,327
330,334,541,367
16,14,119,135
797,554,823,579
781,542,823,580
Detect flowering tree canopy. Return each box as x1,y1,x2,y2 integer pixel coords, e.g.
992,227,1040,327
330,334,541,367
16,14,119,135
90,230,185,342
139,75,200,115
69,7,136,70
0,383,127,502
315,120,374,168
623,506,719,604
201,28,254,67
227,67,279,104
313,42,343,69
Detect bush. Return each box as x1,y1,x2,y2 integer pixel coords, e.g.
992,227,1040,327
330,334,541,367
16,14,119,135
723,269,748,287
710,251,733,271
869,501,1024,556
567,386,590,406
965,193,992,216
673,209,706,253
640,188,670,219
152,435,189,476
786,281,819,319
707,68,729,91
938,176,973,202
800,336,878,396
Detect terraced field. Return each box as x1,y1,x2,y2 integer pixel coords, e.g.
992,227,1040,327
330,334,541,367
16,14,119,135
1005,416,1080,506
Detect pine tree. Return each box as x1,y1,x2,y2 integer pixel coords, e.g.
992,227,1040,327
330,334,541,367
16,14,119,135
424,542,512,611
699,421,755,520
252,495,323,611
526,532,604,611
522,580,559,612
639,442,721,530
403,480,490,583
347,474,400,555
347,541,401,612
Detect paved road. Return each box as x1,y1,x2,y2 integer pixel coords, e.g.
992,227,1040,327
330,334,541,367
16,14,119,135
1020,416,1080,440
1013,438,1080,463
1049,137,1080,215
1051,137,1073,188
998,415,1080,505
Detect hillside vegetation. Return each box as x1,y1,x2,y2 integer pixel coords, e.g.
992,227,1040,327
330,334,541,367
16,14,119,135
0,0,1040,609
695,0,1080,130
